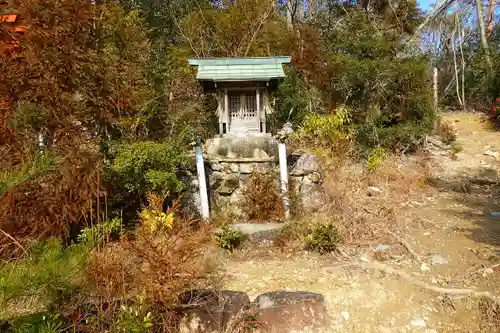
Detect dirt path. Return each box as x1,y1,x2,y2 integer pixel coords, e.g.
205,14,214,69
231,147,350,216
221,112,500,333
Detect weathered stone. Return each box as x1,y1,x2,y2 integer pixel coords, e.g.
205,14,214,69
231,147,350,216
239,163,257,174
252,291,329,333
180,190,201,217
209,171,224,189
290,154,321,176
367,186,382,196
290,176,303,191
300,184,328,213
431,254,448,265
253,148,270,159
228,163,239,173
190,178,199,187
179,290,250,333
216,176,239,195
232,223,284,245
229,187,245,204
205,136,278,159
210,162,222,171
308,172,321,184
214,194,230,208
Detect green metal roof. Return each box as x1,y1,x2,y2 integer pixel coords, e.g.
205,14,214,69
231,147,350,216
188,57,291,82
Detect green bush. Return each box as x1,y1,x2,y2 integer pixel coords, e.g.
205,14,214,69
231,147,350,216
0,153,60,197
112,303,153,333
214,226,247,252
5,312,65,333
367,147,387,170
269,70,311,132
295,106,352,143
108,140,189,197
0,239,89,309
304,223,341,254
77,218,122,247
355,118,434,152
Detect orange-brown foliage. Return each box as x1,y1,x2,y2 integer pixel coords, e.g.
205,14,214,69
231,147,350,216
85,217,217,306
0,0,103,254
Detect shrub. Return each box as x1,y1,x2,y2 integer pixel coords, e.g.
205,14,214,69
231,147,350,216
292,106,352,146
242,171,283,221
214,225,247,252
112,303,153,333
85,214,214,306
437,120,457,144
0,153,60,198
77,218,122,247
108,140,189,198
304,223,341,254
268,70,311,132
0,239,89,310
273,222,307,251
367,147,387,170
355,118,434,152
5,312,66,333
139,193,176,234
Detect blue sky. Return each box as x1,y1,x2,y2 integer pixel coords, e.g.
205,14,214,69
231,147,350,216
418,0,437,11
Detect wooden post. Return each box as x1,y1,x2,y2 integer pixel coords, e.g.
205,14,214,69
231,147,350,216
224,89,229,133
195,140,210,220
256,87,261,132
262,91,267,133
279,143,290,219
433,67,438,111
218,92,224,135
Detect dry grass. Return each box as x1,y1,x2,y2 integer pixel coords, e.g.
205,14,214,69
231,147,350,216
85,221,217,305
241,171,284,222
437,120,457,144
319,150,433,245
82,200,221,331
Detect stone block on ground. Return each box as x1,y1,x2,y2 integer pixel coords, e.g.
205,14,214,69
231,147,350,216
179,290,250,333
231,223,285,245
299,184,328,213
251,291,329,333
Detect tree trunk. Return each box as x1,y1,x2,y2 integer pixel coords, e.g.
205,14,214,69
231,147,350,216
458,23,466,110
286,0,294,30
308,0,314,19
486,0,495,38
451,24,463,108
475,0,490,66
297,0,305,22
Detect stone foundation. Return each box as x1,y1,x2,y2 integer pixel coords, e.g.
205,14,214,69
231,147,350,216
183,135,327,220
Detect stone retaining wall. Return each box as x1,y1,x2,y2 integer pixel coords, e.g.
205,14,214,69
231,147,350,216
182,136,327,220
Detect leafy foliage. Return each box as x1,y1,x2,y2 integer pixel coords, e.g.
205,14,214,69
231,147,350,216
304,223,341,254
0,238,89,307
269,72,306,130
367,147,388,171
77,218,122,247
109,141,189,197
0,153,59,197
138,193,176,234
6,313,65,333
113,303,153,333
293,107,352,145
214,225,247,252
